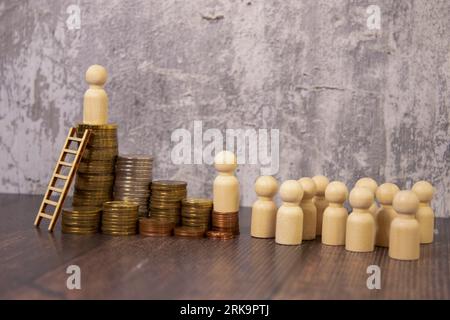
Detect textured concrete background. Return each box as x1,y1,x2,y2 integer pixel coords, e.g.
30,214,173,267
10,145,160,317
0,0,449,216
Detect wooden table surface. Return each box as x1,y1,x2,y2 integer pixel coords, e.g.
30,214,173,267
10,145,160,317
0,193,448,300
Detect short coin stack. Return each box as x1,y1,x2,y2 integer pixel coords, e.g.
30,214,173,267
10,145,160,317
181,198,213,231
139,218,175,237
114,155,153,217
206,230,235,240
73,124,118,208
149,180,187,225
212,211,240,235
174,226,206,239
61,207,102,235
102,201,139,236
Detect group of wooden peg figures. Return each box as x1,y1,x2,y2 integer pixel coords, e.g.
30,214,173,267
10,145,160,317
250,176,435,261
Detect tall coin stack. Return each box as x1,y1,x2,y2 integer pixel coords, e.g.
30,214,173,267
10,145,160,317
212,211,240,235
102,201,139,236
149,180,187,225
73,124,118,208
181,198,213,231
114,155,153,217
61,207,102,235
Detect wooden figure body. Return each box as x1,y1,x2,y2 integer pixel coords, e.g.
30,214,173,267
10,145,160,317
412,181,435,244
298,177,317,240
322,181,348,246
345,187,376,252
389,190,420,260
375,183,400,247
355,177,379,220
83,65,109,125
275,180,304,246
213,151,240,213
312,175,329,236
251,176,279,238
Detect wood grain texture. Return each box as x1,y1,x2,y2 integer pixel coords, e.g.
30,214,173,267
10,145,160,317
0,194,448,299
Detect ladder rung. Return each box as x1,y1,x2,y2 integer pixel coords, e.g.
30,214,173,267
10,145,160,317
44,199,59,206
68,136,83,142
59,161,73,167
39,213,54,220
63,149,77,154
54,174,68,180
49,186,64,193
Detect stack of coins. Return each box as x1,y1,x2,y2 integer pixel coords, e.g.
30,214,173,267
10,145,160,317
206,230,235,240
212,211,240,235
101,201,139,236
181,198,213,231
174,226,206,239
149,180,187,225
73,124,118,208
139,218,175,237
114,155,153,217
61,207,102,235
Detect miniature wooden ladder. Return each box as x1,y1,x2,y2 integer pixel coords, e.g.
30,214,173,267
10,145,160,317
34,127,91,231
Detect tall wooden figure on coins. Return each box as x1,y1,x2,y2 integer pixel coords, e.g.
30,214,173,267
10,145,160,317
212,151,240,235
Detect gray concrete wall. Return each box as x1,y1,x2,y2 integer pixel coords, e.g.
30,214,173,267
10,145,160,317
0,0,449,216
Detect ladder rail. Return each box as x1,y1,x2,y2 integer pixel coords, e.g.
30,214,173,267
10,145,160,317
34,127,91,231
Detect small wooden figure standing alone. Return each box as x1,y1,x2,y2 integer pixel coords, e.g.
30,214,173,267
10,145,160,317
389,190,420,261
251,176,279,238
312,175,330,236
298,177,317,240
275,180,304,246
213,150,240,214
345,187,376,252
83,64,109,125
322,181,349,246
411,181,435,244
375,183,400,247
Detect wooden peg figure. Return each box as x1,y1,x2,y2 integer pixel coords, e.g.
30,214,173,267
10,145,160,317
312,175,329,236
389,190,420,260
322,181,348,246
83,65,109,125
251,176,279,238
355,177,379,220
275,180,304,245
345,187,376,252
375,183,400,247
412,181,435,244
213,151,240,214
298,177,317,240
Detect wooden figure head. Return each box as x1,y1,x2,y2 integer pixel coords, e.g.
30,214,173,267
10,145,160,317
376,183,400,206
325,181,348,204
411,181,434,203
280,180,303,204
355,177,378,194
86,64,108,87
349,187,373,210
214,151,237,173
298,177,316,200
393,190,420,215
312,175,329,197
255,176,278,198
